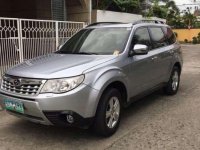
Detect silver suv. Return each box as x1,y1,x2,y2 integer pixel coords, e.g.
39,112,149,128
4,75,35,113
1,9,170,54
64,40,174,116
0,20,183,136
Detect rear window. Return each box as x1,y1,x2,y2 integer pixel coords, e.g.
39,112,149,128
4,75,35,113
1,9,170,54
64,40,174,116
149,27,168,49
162,27,176,44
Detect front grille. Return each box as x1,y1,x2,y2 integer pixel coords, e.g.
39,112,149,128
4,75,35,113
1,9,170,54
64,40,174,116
1,75,44,96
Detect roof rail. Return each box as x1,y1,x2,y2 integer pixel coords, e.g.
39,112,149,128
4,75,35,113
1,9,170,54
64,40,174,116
133,20,165,25
86,20,165,28
87,22,124,27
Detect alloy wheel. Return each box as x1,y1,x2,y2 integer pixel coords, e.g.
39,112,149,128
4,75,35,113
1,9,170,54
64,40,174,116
106,97,120,129
172,71,179,91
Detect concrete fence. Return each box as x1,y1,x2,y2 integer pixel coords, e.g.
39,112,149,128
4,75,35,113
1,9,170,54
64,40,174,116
173,29,200,42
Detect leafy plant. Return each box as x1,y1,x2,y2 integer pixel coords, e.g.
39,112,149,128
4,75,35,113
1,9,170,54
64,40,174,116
146,0,179,19
174,32,178,38
184,39,188,43
192,37,198,44
182,8,197,29
113,0,141,13
146,0,200,29
191,33,200,44
197,32,200,42
93,0,144,14
93,0,200,29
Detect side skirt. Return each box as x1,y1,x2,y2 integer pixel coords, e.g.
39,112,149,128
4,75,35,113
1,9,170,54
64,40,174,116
125,83,167,107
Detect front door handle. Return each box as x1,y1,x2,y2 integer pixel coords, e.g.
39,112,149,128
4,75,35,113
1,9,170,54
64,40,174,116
151,56,158,61
169,50,174,54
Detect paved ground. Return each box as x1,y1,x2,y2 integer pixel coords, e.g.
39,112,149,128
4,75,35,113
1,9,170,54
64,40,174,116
0,44,200,150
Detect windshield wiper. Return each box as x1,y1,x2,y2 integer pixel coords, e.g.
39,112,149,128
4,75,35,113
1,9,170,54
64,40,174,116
55,51,98,55
55,51,71,54
74,52,98,55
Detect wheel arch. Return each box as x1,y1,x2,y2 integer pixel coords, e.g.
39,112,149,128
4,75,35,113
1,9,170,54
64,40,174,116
174,62,182,74
100,81,128,107
84,66,130,118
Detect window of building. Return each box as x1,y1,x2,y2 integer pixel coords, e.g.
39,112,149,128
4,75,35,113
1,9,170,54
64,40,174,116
51,0,66,21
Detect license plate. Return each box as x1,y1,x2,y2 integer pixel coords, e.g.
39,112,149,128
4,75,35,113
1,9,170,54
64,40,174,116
4,99,24,114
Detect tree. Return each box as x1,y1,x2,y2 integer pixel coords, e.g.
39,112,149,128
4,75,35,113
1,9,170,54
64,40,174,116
146,0,166,18
112,0,141,13
167,13,185,28
93,0,144,14
162,0,179,13
93,0,112,10
146,0,179,19
182,8,197,29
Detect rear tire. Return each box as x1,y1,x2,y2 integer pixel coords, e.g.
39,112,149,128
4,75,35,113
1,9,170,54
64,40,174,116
93,88,122,137
164,66,180,95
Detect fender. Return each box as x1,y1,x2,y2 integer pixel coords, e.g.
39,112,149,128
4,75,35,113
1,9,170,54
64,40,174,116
166,43,183,82
84,66,129,92
83,66,130,116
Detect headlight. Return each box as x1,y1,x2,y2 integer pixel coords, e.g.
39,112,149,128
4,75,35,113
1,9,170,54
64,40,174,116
41,75,84,94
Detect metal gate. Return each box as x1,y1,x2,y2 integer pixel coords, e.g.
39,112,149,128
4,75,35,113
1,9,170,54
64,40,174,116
0,17,85,78
0,18,20,78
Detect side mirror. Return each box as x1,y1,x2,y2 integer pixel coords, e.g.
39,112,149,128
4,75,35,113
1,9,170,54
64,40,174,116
129,44,148,56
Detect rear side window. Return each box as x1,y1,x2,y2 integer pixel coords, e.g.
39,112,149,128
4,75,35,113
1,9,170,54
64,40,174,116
162,27,176,44
149,27,168,49
132,27,152,50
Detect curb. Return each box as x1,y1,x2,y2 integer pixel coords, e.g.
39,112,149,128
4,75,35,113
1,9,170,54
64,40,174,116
181,44,200,46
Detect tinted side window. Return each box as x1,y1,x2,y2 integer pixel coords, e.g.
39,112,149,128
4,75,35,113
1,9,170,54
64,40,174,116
132,27,152,50
162,27,176,44
149,27,168,48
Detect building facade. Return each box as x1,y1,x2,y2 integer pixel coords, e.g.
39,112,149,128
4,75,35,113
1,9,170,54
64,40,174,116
0,0,91,22
178,4,200,14
175,0,200,15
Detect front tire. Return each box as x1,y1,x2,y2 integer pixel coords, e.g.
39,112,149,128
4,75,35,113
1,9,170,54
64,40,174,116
164,66,180,95
93,88,122,137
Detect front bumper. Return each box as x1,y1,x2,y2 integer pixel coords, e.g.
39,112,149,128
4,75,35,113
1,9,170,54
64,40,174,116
0,83,99,128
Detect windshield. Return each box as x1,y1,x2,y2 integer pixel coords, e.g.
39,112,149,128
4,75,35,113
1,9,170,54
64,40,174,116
57,27,131,55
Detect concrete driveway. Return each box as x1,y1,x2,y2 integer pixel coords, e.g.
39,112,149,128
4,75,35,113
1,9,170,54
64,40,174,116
0,44,200,150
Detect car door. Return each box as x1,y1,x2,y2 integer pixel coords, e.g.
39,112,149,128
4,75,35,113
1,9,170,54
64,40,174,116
127,27,161,98
162,27,178,80
148,26,173,84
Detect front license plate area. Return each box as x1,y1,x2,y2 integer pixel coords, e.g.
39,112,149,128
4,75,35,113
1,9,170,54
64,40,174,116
4,99,24,114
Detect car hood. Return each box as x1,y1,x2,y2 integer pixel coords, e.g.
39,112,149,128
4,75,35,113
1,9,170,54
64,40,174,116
6,53,117,79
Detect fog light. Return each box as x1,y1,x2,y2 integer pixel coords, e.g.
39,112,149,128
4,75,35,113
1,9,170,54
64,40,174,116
66,115,74,123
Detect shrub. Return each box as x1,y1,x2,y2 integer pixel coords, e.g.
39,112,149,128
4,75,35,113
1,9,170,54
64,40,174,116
197,32,200,42
184,39,188,43
192,37,198,44
174,32,178,37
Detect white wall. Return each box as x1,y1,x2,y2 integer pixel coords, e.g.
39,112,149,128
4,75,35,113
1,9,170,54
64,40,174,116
95,10,143,23
177,4,200,15
92,10,166,23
